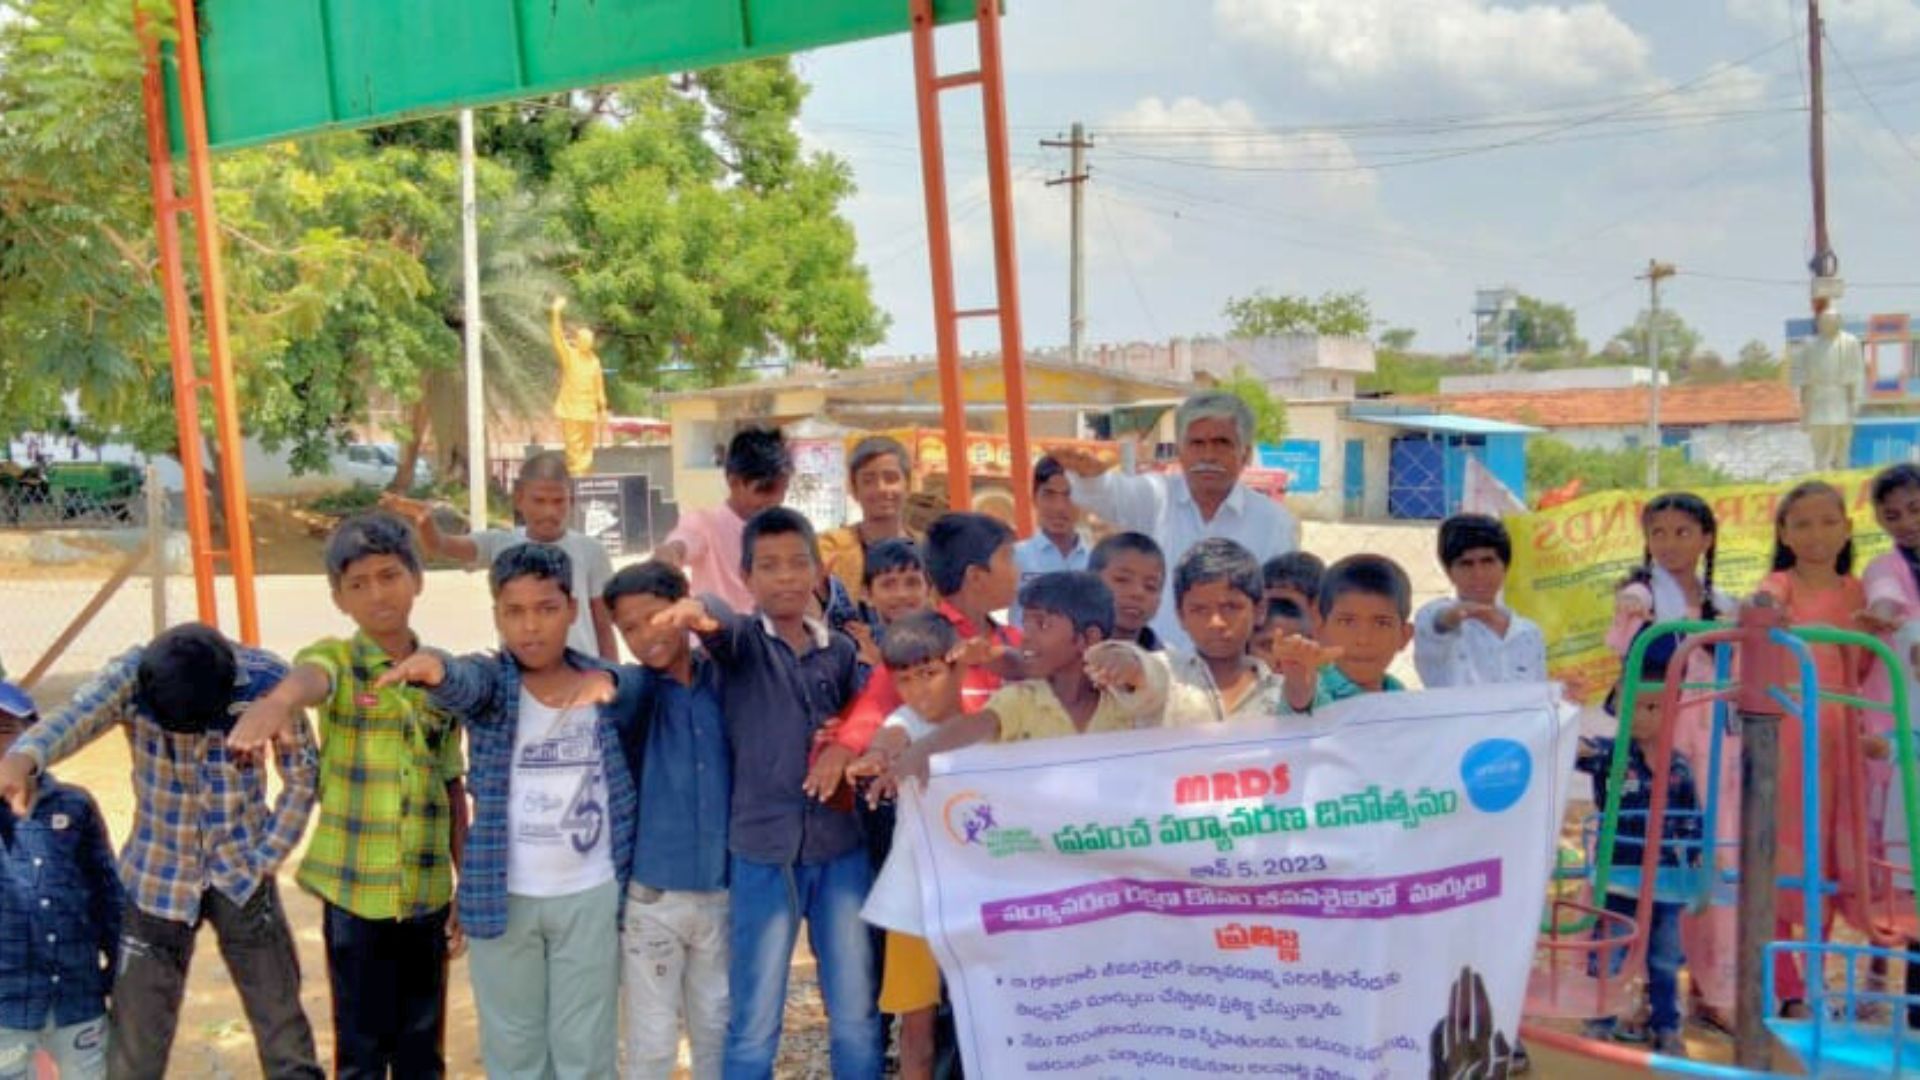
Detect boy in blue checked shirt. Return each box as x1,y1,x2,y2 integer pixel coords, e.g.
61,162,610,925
230,511,468,1079
0,625,321,1080
0,682,120,1080
378,543,636,1080
604,561,731,1080
650,507,879,1080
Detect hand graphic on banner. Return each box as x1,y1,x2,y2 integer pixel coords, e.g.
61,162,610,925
1428,966,1517,1080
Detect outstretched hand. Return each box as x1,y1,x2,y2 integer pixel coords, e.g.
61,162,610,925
1268,634,1343,683
649,598,719,636
1042,445,1113,479
374,652,447,690
948,636,1009,669
1084,648,1146,694
228,697,301,762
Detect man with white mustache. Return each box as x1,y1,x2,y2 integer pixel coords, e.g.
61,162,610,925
1050,391,1300,653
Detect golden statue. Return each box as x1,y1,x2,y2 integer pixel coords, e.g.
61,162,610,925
550,296,609,475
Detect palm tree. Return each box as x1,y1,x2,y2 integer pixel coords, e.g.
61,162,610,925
392,188,575,492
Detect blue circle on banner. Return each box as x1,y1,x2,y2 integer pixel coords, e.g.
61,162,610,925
1460,739,1532,813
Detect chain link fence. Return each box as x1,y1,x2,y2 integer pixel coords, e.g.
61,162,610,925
0,466,191,700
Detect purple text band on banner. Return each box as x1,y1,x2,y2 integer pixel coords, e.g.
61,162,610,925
979,859,1502,935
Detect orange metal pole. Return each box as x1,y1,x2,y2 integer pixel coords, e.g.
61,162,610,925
135,7,218,626
909,0,973,515
974,0,1034,536
172,0,260,643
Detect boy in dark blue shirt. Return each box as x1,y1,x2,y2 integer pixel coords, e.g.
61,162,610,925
1576,633,1701,1056
605,561,732,1080
652,507,876,1080
0,681,121,1080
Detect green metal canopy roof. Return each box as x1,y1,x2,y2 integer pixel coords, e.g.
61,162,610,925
166,0,982,152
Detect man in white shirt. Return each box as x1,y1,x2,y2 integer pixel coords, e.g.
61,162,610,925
1050,391,1300,652
1010,456,1090,629
1413,513,1546,688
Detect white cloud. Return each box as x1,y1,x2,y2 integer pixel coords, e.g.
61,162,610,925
1213,0,1652,102
1103,96,1379,209
1728,0,1920,50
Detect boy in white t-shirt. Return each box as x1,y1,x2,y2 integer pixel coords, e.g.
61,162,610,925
377,543,636,1078
847,610,968,1080
387,450,618,660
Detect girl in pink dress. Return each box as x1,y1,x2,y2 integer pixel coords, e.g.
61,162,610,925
1758,480,1872,1014
1608,492,1739,1031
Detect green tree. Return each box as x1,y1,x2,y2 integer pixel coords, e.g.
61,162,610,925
1609,308,1703,380
1511,294,1585,356
1378,327,1418,351
1735,339,1783,381
1359,351,1491,396
1223,289,1372,339
1217,366,1287,444
1525,436,1729,500
553,63,885,388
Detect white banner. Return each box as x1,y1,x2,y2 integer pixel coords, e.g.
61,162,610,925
899,683,1577,1079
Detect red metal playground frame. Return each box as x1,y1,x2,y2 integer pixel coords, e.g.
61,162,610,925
135,0,1035,643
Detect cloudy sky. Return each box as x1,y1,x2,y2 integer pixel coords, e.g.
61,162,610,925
791,0,1920,361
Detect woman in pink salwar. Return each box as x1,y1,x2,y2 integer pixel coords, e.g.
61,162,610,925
1608,492,1739,1031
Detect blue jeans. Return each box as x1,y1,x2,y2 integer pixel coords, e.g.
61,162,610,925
1595,892,1684,1035
724,850,881,1080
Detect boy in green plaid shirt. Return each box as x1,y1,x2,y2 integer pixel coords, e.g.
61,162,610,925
233,512,469,1079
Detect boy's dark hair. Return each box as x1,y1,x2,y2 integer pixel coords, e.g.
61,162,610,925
1090,531,1164,574
848,436,911,481
324,510,422,587
863,537,927,587
1317,554,1414,620
604,560,689,609
1262,551,1326,602
726,427,793,486
740,506,819,574
1438,513,1512,568
1033,455,1065,493
880,610,961,670
490,542,575,599
515,450,572,490
136,624,238,734
1262,596,1309,629
1017,571,1115,639
1605,626,1682,717
1174,538,1264,608
925,512,1016,596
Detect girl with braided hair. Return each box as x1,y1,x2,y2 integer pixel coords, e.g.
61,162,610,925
1607,491,1741,1032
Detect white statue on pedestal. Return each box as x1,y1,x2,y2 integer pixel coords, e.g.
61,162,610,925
1794,307,1864,472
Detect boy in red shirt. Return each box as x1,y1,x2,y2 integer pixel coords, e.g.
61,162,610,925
803,512,1019,803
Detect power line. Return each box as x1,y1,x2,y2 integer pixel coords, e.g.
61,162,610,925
1822,26,1920,169
1095,193,1162,341
1089,33,1802,175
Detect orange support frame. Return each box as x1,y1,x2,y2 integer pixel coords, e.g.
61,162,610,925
909,0,1035,535
135,0,261,643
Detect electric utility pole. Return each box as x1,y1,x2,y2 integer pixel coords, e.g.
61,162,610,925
1043,123,1093,363
1641,259,1676,488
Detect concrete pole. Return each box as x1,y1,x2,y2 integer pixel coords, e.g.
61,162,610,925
460,109,487,531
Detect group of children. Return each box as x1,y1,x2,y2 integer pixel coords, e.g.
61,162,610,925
5,425,1920,1078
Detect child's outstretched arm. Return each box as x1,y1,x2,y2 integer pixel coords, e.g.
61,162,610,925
0,649,141,814
229,663,331,760
1272,636,1343,714
1084,640,1170,725
380,494,480,565
870,710,1003,804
